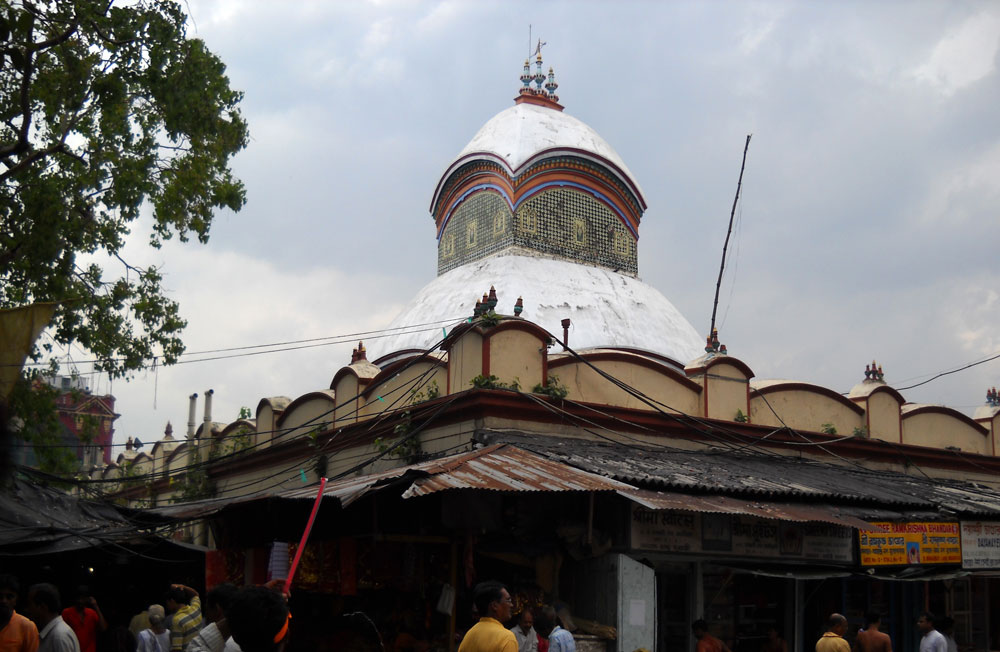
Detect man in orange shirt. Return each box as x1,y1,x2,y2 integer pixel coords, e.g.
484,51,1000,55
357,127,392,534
691,620,731,652
60,587,105,652
816,614,850,652
0,574,39,652
458,582,517,652
853,612,892,652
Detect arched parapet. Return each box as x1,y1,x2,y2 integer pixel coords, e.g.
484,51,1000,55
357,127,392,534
216,418,256,456
331,343,381,426
256,397,291,449
165,441,190,475
276,390,338,443
443,317,552,395
750,380,864,434
849,380,905,442
901,404,991,455
549,348,701,415
974,404,1000,456
685,354,755,421
360,354,447,418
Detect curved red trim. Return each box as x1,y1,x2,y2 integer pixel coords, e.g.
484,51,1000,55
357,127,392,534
431,147,647,215
751,382,865,416
850,384,907,406
165,441,189,465
549,350,703,393
901,405,989,435
330,366,378,391
363,358,447,399
219,418,256,440
686,356,755,380
442,318,552,352
276,391,337,428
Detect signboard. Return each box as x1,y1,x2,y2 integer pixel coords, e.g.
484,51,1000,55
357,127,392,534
630,506,854,563
859,522,961,566
960,521,1000,569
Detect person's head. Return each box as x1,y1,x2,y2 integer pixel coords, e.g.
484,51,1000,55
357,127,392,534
517,610,534,634
330,611,384,652
147,605,166,629
691,620,708,640
74,585,91,610
26,583,61,625
165,586,189,613
205,583,239,623
917,612,936,634
227,586,290,652
826,614,847,637
472,581,512,623
0,575,19,623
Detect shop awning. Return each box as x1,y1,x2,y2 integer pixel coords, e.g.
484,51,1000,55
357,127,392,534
617,488,884,531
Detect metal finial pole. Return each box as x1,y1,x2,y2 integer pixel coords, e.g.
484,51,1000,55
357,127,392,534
709,134,752,339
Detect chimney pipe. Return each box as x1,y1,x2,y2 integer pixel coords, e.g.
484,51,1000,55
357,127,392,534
203,389,214,438
561,318,571,352
187,393,198,439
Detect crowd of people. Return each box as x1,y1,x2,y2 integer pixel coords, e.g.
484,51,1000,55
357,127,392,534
457,582,576,652
0,574,292,652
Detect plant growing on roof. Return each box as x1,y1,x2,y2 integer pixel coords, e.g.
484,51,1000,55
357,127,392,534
734,409,748,423
532,375,569,399
820,423,837,435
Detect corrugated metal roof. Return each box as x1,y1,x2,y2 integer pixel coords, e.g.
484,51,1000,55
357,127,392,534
618,488,882,531
402,445,633,497
476,430,1000,517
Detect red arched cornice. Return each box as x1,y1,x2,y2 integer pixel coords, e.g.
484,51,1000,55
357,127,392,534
256,396,291,418
685,356,756,380
330,363,380,391
431,147,646,217
276,390,338,428
441,318,552,352
751,382,865,416
601,347,685,370
363,354,447,399
549,350,703,393
219,419,256,440
901,404,989,435
166,441,189,465
849,384,906,406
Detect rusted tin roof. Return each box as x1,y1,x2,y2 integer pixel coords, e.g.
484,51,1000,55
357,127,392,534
618,488,882,530
477,430,1000,517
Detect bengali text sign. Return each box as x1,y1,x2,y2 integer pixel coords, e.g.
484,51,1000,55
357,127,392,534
859,522,961,566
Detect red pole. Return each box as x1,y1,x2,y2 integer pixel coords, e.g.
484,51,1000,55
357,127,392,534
285,477,327,591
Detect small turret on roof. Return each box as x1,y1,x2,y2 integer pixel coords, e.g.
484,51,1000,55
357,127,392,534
515,41,563,111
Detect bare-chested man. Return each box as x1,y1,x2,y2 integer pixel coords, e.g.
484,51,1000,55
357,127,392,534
853,612,892,652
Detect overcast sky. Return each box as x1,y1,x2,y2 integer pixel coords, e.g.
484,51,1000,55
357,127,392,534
61,1,1000,450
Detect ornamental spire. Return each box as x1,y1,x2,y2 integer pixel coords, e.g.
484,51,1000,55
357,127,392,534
515,40,563,111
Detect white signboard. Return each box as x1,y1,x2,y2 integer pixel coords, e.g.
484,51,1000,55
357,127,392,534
961,521,1000,569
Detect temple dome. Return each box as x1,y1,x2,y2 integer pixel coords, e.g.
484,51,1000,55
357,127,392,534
430,102,645,213
370,253,704,364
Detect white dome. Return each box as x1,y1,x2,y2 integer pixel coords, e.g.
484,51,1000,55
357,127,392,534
432,103,645,211
371,253,703,364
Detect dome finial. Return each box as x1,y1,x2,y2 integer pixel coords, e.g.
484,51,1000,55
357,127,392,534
533,39,546,91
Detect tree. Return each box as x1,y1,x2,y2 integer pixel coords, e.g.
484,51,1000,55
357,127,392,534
0,0,248,472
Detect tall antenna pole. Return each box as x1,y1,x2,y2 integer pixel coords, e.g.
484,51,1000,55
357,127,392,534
709,134,752,339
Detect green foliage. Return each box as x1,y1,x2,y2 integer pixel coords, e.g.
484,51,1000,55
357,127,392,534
7,372,77,474
734,409,748,423
469,374,519,391
852,426,869,438
374,413,422,463
820,423,838,435
477,311,501,327
532,375,569,400
238,406,252,420
0,0,248,382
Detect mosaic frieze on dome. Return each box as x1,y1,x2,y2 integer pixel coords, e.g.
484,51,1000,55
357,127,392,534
433,157,642,224
437,187,638,276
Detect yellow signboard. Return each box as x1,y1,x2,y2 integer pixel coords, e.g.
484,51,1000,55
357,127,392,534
859,522,961,566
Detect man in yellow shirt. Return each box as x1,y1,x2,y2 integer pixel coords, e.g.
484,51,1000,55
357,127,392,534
458,582,517,652
816,614,849,652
